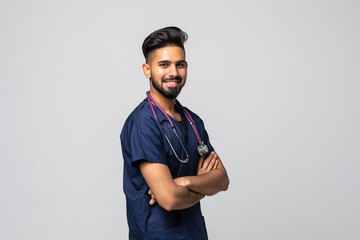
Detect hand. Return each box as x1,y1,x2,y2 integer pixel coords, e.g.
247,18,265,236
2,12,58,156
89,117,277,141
148,189,156,205
197,151,220,176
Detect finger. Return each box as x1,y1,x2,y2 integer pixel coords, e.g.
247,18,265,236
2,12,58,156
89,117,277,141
149,192,156,205
149,198,156,205
197,155,205,170
202,152,215,170
201,152,214,169
206,153,217,170
148,189,152,195
213,159,219,170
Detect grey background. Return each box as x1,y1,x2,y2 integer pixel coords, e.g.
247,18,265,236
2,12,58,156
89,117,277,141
1,0,359,239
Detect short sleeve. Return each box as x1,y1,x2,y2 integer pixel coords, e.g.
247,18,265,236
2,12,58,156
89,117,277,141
199,118,215,155
121,109,168,168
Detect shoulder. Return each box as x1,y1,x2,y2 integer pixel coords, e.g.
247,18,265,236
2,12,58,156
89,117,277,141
121,100,161,139
123,100,152,124
120,100,168,166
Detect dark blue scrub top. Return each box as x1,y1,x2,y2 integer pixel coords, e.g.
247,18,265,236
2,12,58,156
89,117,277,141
121,100,214,240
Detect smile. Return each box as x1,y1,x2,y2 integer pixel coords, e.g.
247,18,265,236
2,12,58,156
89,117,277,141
165,81,179,87
162,79,181,87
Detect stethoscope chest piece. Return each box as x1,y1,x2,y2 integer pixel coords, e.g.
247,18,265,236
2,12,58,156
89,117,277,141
197,142,209,156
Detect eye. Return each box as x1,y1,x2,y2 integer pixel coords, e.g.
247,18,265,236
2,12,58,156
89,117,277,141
159,63,168,67
177,63,186,68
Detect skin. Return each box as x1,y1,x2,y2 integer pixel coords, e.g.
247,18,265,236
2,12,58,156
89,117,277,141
140,45,229,211
142,45,187,120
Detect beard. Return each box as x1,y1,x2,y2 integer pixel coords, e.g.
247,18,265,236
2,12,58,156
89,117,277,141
150,76,185,100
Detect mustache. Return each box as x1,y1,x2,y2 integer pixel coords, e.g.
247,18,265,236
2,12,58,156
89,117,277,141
162,76,182,82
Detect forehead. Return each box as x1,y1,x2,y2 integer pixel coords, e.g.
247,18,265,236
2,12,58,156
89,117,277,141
149,45,185,63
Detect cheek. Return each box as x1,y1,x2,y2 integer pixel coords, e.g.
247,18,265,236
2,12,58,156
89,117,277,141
158,69,166,75
180,69,187,77
152,68,166,77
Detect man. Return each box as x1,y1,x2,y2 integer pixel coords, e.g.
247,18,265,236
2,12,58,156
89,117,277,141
120,26,229,240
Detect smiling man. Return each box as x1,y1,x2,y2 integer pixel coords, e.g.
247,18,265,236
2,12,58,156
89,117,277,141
120,26,229,240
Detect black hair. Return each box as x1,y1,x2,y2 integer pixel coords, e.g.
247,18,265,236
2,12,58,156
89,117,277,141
142,26,188,63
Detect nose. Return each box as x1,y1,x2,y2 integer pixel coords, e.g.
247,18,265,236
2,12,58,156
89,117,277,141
169,64,178,77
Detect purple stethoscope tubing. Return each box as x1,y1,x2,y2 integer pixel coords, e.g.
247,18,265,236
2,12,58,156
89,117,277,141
175,100,203,144
146,91,207,163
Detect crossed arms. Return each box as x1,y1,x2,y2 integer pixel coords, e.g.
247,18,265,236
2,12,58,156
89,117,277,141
139,151,229,211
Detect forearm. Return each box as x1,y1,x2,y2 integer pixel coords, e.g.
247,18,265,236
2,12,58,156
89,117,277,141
179,169,229,196
140,161,204,211
165,185,203,211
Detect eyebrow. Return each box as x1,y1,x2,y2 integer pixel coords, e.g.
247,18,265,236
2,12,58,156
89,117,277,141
157,60,187,64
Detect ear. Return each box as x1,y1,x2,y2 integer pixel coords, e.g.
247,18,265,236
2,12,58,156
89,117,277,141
142,63,151,79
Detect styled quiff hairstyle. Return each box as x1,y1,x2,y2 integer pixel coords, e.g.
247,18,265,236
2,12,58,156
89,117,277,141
142,26,188,63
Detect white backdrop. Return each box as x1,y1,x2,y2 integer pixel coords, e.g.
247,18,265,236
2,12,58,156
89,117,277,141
1,0,359,239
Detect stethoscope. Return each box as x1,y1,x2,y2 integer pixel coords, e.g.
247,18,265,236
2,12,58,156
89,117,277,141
146,91,208,163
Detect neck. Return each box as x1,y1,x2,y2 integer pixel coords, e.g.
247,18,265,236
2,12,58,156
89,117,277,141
149,89,176,114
